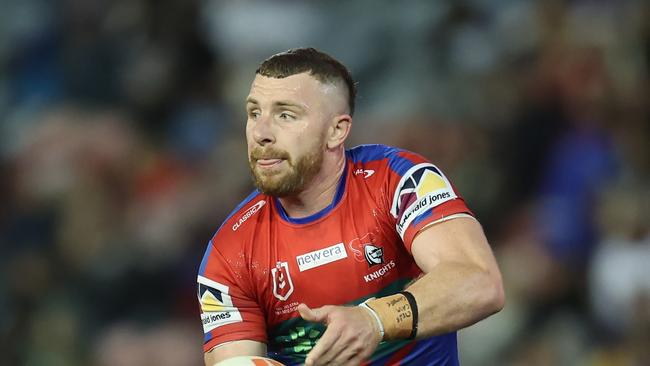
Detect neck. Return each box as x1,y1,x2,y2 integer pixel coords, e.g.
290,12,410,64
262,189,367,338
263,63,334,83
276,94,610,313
277,149,346,219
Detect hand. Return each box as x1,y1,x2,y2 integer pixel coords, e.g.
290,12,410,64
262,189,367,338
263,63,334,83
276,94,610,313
297,303,382,366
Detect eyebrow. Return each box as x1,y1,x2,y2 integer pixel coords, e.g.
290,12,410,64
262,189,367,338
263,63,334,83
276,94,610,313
246,97,306,111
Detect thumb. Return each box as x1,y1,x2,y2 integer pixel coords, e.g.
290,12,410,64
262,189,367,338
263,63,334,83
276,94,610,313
297,303,328,323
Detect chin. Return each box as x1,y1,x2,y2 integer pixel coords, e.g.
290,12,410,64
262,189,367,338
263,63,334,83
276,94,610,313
256,175,304,197
255,176,286,195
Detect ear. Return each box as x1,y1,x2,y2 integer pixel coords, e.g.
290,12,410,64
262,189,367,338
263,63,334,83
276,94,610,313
326,114,352,149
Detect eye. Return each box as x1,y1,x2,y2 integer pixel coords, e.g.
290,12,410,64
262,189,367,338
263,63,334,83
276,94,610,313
248,110,260,119
279,112,295,121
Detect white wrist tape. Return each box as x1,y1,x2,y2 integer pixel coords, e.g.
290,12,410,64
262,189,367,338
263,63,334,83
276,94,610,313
359,301,385,339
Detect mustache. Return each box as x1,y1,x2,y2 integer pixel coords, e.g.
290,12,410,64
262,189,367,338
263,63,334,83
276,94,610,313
250,147,290,161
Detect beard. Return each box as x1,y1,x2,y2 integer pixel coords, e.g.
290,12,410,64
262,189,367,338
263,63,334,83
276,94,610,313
249,144,324,197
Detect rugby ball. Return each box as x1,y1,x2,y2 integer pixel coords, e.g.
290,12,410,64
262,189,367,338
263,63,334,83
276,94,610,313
214,356,285,366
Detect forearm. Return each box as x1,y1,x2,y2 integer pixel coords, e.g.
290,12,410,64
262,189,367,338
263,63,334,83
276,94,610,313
363,218,504,341
365,262,504,340
405,262,504,337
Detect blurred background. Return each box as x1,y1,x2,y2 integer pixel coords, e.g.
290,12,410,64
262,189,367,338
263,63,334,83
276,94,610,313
0,0,648,365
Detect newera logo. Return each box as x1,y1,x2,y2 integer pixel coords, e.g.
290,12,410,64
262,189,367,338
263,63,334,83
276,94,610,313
296,243,347,272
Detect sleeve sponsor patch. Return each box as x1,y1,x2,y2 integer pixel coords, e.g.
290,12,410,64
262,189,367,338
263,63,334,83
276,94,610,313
390,163,457,238
197,275,243,333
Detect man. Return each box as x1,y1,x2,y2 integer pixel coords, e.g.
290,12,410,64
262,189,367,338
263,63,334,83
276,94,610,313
197,48,504,366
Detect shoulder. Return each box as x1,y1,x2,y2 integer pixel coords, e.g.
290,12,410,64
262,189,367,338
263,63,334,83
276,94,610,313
346,144,460,215
346,144,432,177
346,144,403,163
210,190,271,250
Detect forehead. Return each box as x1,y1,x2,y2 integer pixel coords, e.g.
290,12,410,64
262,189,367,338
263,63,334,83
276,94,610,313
247,72,330,104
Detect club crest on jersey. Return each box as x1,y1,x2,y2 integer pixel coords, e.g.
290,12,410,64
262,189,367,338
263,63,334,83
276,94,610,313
271,261,294,301
390,163,457,238
349,233,384,267
197,275,243,333
364,244,384,266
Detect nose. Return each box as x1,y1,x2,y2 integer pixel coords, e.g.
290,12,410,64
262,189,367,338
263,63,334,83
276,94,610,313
249,114,275,146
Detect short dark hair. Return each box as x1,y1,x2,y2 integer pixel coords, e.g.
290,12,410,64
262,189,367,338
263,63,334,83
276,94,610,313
256,48,357,115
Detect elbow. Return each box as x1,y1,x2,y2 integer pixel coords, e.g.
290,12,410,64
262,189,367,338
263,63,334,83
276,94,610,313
485,273,505,314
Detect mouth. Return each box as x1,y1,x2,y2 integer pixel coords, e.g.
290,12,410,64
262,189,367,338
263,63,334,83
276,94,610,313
255,158,285,168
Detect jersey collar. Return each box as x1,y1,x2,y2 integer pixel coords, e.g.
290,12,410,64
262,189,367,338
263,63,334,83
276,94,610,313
274,162,348,225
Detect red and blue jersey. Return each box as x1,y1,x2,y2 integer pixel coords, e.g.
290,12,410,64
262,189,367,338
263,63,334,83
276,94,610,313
197,144,473,365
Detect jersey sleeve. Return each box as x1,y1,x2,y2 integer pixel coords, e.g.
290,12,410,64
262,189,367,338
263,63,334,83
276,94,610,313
385,150,473,253
197,238,267,352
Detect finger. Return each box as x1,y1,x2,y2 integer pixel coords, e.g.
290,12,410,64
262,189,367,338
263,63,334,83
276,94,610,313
305,323,341,366
322,329,370,366
298,304,328,323
314,333,350,365
327,341,359,366
343,352,368,366
336,343,374,366
332,325,378,366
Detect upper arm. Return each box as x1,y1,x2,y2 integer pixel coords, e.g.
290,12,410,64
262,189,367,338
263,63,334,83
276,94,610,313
382,149,473,253
379,148,496,274
198,241,267,353
410,216,501,279
204,340,266,365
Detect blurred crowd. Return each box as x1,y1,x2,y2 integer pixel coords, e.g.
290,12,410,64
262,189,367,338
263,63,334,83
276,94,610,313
0,1,648,365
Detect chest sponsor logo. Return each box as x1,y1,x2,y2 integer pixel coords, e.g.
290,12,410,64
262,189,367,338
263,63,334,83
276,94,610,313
354,168,375,178
197,275,243,333
271,261,294,301
390,163,456,237
296,243,347,272
232,200,266,231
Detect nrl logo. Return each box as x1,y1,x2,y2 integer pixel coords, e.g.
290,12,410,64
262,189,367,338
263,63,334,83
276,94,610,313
271,261,294,301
